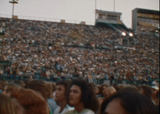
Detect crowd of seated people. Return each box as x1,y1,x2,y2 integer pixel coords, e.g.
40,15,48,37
0,18,159,85
0,79,159,114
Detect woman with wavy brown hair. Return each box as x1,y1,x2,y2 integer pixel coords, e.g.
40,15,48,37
0,94,16,114
27,80,58,114
10,88,50,114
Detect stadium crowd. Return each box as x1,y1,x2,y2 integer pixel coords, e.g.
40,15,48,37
0,18,159,85
0,18,159,114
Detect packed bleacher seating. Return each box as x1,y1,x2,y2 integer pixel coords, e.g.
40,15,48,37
0,18,159,86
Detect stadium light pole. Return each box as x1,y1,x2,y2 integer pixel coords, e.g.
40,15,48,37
9,0,18,19
113,0,115,12
95,0,97,24
121,32,126,46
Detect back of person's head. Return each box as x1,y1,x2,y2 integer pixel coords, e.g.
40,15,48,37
113,85,121,91
122,85,139,92
0,81,7,90
101,84,108,89
10,88,49,114
27,80,48,100
23,79,31,88
101,87,158,114
51,82,56,93
89,83,95,88
97,85,102,95
13,80,25,88
45,82,54,98
135,85,141,91
70,79,99,113
140,85,152,98
0,94,15,114
94,85,102,95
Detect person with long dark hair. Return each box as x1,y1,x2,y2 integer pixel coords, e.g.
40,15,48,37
65,79,99,114
54,80,73,114
101,87,158,114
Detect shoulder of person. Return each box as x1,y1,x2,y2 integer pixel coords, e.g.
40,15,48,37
66,105,74,111
64,109,74,114
54,106,60,114
64,109,94,114
84,109,95,114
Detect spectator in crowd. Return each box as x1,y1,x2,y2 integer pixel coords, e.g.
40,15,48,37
23,79,31,88
27,80,58,114
103,87,116,99
2,82,21,97
98,86,116,104
140,85,152,99
112,84,121,91
46,82,57,114
65,79,99,114
0,18,159,84
51,82,57,94
101,87,158,114
45,82,56,98
94,85,102,98
101,84,108,97
54,80,74,114
0,81,3,93
10,88,50,114
140,85,159,112
13,80,25,87
0,94,16,114
151,86,159,106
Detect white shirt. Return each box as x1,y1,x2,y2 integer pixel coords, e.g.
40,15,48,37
65,109,95,114
54,105,74,114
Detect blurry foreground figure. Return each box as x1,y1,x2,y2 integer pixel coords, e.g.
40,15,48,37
101,87,158,114
0,94,16,114
10,88,50,114
2,82,21,97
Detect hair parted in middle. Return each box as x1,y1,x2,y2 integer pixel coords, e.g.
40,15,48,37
56,80,71,102
69,79,99,113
